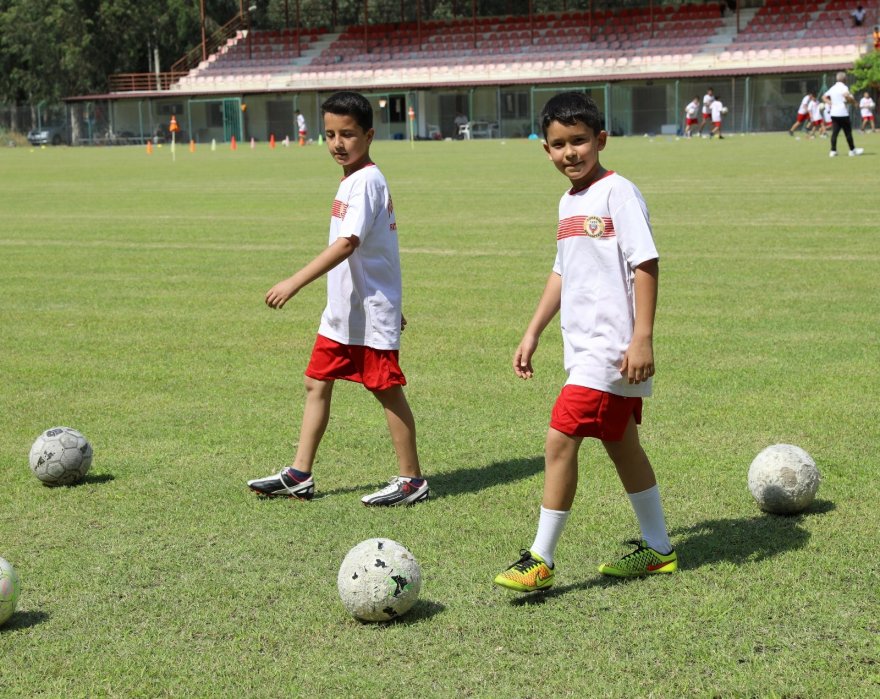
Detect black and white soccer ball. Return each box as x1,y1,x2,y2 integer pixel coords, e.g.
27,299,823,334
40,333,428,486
28,427,93,486
748,444,820,514
0,556,20,627
337,538,421,622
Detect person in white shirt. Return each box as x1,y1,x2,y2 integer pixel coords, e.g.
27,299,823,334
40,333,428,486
859,92,875,133
808,96,825,138
295,109,308,145
710,97,726,139
851,4,866,26
494,92,676,592
684,96,700,138
248,91,429,507
789,92,814,135
698,88,714,135
823,72,863,156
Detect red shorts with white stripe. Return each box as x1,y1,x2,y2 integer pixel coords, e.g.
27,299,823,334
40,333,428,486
550,385,642,442
305,334,406,391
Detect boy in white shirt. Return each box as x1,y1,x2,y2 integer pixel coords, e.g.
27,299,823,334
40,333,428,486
859,92,875,133
789,92,813,136
684,96,700,138
248,92,428,506
698,87,714,135
710,97,726,139
494,92,676,592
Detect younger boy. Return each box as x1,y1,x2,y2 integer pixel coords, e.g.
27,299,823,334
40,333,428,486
494,92,676,592
698,87,714,135
859,92,875,133
248,91,428,506
684,96,700,138
710,97,726,139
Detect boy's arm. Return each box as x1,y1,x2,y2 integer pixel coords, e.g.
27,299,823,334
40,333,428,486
620,258,658,384
265,235,359,309
513,272,561,379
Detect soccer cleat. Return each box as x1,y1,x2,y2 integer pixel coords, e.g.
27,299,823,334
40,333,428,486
849,147,864,156
598,539,677,578
361,477,429,506
494,550,555,592
829,150,838,157
247,469,314,500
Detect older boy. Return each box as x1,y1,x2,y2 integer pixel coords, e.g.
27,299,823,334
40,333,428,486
494,92,675,592
248,91,428,506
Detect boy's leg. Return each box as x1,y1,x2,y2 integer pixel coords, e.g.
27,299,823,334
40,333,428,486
360,384,429,506
291,376,334,472
602,416,672,555
494,428,580,592
246,375,332,498
373,384,421,478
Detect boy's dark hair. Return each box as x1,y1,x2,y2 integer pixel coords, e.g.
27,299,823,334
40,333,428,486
321,91,373,131
540,92,604,138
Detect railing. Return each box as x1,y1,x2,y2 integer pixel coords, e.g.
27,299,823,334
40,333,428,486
107,72,188,93
170,14,247,74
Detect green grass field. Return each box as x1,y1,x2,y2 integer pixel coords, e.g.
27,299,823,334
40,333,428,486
1,133,878,697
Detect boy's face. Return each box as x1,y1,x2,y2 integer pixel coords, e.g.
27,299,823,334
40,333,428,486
324,112,374,175
543,120,607,188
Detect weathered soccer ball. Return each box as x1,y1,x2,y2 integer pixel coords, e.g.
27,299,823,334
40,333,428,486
337,538,421,622
748,444,820,514
721,106,729,114
29,427,93,486
0,557,20,626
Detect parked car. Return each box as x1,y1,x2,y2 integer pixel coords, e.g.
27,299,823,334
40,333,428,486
27,124,69,146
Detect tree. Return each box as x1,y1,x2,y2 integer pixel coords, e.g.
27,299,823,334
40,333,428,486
851,50,880,93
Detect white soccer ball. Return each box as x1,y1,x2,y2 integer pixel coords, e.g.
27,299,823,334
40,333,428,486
0,557,20,626
29,427,93,486
721,106,729,114
337,538,421,622
748,444,820,514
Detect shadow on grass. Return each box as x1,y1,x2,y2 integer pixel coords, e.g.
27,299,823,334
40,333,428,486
507,576,628,606
354,599,446,626
49,473,114,488
1,609,50,631
669,499,835,570
321,456,544,500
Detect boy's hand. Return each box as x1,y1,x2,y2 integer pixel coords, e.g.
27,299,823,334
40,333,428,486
620,335,655,384
513,335,539,379
265,278,299,309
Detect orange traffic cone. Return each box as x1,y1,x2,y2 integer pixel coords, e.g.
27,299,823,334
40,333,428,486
231,135,237,151
146,141,153,155
270,134,276,149
189,139,195,153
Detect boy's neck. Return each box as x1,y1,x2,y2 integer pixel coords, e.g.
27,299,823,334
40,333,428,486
343,156,374,178
569,163,608,193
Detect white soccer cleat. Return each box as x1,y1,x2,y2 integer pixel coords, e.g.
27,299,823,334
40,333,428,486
849,148,864,156
829,151,838,157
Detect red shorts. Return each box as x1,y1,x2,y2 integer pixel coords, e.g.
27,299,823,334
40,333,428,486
812,120,822,126
550,385,642,442
864,115,875,121
305,334,406,392
713,121,722,127
796,113,809,123
686,118,698,126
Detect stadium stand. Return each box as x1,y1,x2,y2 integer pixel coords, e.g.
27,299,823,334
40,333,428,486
171,1,872,93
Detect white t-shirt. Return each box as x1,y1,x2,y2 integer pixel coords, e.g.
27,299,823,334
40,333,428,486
297,113,307,133
552,171,659,397
860,96,875,117
702,93,714,115
318,164,402,350
710,100,724,121
824,82,853,118
822,102,832,122
809,98,822,121
797,94,811,115
685,101,699,119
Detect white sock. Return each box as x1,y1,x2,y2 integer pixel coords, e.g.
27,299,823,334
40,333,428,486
627,485,672,554
530,506,570,567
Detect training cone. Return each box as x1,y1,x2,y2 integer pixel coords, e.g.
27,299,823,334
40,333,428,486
250,137,255,149
317,133,323,145
283,136,290,147
189,139,195,153
146,141,153,155
211,138,217,152
270,134,276,149
231,136,237,151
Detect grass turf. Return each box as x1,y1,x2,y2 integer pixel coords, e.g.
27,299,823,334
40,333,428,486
1,133,878,696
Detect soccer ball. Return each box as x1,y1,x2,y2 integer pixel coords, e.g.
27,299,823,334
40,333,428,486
748,444,820,514
721,106,729,114
28,427,93,486
0,557,20,626
337,538,422,622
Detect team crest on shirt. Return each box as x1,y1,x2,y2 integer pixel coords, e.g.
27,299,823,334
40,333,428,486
584,215,605,238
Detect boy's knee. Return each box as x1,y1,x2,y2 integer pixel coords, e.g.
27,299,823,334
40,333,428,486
304,375,332,395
